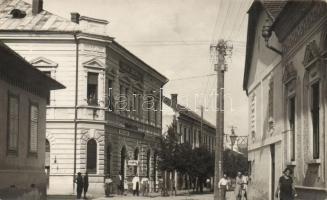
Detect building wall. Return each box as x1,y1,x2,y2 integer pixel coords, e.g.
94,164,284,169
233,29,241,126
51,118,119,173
246,2,327,200
0,76,47,199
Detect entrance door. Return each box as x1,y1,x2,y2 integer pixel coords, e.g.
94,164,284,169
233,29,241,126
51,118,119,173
121,147,126,183
270,144,275,200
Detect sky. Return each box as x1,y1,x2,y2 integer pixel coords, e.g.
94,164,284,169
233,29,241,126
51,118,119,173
32,0,253,136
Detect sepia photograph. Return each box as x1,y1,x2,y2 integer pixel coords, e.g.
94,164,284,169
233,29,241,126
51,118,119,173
0,0,325,199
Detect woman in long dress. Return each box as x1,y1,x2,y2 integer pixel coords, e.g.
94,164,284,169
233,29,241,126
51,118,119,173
275,168,297,200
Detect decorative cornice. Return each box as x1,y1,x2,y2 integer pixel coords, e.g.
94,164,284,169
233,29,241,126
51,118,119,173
282,3,327,54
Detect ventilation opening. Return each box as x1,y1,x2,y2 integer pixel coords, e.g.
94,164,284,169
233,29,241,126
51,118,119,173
10,9,26,19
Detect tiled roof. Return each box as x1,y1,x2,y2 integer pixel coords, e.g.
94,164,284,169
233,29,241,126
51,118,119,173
262,0,287,20
163,96,216,129
0,0,78,32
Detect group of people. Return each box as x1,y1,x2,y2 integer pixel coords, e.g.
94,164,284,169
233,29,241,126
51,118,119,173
218,168,297,200
75,172,89,199
116,173,150,197
218,172,249,200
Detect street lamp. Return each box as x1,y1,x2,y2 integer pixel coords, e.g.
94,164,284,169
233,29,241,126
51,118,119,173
230,128,238,151
261,19,282,55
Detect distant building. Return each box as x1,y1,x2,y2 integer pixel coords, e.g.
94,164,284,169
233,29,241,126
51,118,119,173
162,94,216,189
0,42,64,199
244,1,327,199
0,0,167,195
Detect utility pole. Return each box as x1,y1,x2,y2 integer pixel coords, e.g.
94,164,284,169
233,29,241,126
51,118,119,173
211,39,233,200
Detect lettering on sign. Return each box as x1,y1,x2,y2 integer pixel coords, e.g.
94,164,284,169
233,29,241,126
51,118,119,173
128,160,139,166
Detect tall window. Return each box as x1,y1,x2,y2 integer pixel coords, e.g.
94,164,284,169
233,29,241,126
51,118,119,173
7,94,19,153
289,97,296,161
183,128,187,143
45,139,50,174
87,139,97,174
134,148,139,175
154,101,158,126
87,72,98,106
108,80,114,111
43,71,51,105
311,82,320,159
29,103,39,154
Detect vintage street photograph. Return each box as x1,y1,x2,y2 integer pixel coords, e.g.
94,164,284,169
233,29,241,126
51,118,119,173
0,0,325,199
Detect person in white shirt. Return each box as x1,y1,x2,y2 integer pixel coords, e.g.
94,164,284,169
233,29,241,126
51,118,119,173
218,174,229,200
132,175,140,196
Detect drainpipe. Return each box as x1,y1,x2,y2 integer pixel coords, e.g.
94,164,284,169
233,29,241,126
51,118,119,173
73,33,79,192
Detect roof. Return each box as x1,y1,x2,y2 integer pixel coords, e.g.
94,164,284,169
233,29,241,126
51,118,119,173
0,41,65,91
243,0,285,93
163,96,216,130
262,0,287,20
0,0,79,32
0,0,168,85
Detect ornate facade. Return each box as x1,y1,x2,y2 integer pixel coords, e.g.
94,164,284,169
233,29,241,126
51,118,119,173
0,0,167,196
243,1,327,200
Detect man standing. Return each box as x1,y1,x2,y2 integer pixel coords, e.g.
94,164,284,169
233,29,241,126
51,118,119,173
235,172,243,200
83,172,89,199
75,172,84,199
132,175,140,196
218,174,229,200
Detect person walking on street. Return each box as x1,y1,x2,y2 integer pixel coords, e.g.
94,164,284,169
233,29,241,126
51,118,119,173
275,168,297,200
132,175,140,196
235,172,243,200
118,171,123,195
75,172,84,199
83,172,89,199
242,172,249,200
218,174,229,200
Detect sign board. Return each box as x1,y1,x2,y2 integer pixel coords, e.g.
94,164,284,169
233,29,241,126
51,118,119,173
128,160,139,166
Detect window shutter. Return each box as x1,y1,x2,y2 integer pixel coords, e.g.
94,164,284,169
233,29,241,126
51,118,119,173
30,105,39,153
8,96,19,151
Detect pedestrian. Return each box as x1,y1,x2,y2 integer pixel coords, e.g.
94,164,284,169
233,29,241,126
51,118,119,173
118,171,123,195
242,172,249,200
235,172,243,200
218,174,229,200
83,172,89,199
141,177,149,196
75,172,84,199
104,175,112,197
275,168,297,200
132,175,140,196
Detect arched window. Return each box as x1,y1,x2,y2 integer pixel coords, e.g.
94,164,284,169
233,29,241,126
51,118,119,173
87,139,97,174
134,148,139,175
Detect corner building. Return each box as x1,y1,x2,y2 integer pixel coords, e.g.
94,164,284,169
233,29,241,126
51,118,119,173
0,0,168,195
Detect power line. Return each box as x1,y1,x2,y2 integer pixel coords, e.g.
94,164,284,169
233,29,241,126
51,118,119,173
211,0,223,43
169,73,216,81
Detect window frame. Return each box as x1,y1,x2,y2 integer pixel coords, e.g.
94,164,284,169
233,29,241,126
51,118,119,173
310,81,320,159
7,92,20,155
86,139,98,174
288,95,296,162
87,72,99,106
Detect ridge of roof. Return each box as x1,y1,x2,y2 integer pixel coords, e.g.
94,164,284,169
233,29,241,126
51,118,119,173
163,96,216,129
0,0,79,32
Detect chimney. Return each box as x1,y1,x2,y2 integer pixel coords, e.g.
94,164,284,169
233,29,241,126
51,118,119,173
32,0,43,15
71,12,80,24
171,94,178,110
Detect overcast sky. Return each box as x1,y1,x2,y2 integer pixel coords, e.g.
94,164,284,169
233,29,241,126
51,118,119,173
33,0,252,136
